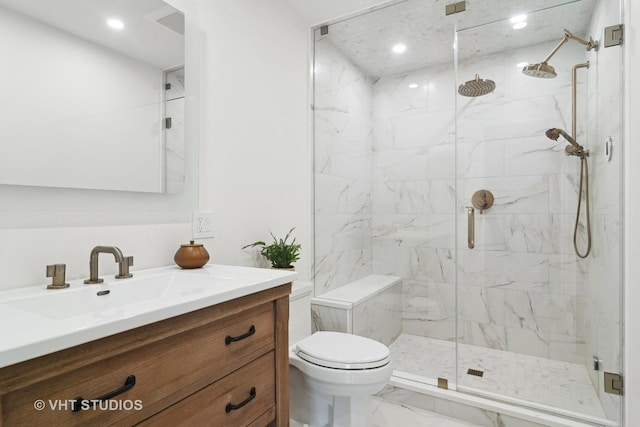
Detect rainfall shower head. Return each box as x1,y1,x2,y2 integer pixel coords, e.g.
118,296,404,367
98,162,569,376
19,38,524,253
522,62,556,79
522,29,598,79
458,74,495,97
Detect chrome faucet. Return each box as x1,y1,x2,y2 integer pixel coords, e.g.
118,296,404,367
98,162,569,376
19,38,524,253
84,246,133,284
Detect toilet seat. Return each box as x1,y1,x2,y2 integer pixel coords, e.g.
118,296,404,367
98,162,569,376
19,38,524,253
296,331,390,370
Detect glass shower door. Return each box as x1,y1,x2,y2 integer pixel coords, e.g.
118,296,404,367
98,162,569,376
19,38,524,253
454,0,623,423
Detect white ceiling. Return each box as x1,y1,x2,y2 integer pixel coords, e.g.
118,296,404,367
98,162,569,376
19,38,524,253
299,0,596,78
0,0,183,69
282,0,387,27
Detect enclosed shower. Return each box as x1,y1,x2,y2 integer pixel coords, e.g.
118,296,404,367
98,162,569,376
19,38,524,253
312,0,623,425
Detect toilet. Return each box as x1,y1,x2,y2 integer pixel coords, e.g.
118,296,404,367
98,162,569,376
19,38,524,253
288,282,392,427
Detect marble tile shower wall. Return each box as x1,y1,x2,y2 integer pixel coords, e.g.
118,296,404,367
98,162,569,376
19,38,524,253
371,61,457,342
313,38,374,294
314,25,620,378
371,40,589,364
584,0,623,421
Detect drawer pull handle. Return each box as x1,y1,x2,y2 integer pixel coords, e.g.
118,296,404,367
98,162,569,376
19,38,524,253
71,375,136,412
225,325,256,345
225,387,256,413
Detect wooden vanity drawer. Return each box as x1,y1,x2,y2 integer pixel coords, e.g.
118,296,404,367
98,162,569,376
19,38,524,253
139,351,276,427
2,302,275,426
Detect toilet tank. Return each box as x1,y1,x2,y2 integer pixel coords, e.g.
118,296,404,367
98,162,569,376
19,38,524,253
289,281,313,344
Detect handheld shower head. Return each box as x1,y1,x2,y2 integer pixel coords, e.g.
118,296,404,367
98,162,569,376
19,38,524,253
545,128,578,147
546,128,588,158
545,128,561,141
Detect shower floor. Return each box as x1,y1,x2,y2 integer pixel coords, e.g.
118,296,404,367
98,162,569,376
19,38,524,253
388,333,606,420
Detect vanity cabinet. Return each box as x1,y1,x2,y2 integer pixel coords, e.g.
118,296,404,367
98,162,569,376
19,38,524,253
0,284,291,426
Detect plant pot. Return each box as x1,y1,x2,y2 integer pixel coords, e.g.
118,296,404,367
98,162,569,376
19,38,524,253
271,266,295,271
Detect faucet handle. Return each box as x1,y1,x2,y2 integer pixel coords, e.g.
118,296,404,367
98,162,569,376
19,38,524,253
116,256,134,279
46,264,70,289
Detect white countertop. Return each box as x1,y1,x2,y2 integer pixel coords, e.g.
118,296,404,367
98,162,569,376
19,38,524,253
0,264,297,369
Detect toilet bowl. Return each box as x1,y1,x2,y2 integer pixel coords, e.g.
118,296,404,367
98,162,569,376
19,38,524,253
289,331,392,427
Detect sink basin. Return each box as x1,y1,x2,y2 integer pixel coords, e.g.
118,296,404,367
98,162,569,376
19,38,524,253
0,264,297,369
1,271,232,320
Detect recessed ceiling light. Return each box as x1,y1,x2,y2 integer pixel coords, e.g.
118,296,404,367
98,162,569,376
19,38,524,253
517,62,529,68
513,22,528,30
107,19,124,30
408,83,418,89
392,44,407,54
510,14,527,24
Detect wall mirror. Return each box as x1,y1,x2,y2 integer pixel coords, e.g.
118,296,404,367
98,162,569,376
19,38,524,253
0,0,186,193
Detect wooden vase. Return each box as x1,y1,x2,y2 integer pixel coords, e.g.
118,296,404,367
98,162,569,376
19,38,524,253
174,240,210,269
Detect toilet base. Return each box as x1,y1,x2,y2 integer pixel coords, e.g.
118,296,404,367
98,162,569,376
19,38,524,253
332,394,369,427
290,365,373,427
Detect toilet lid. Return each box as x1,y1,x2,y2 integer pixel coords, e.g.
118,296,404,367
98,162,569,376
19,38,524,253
296,331,390,370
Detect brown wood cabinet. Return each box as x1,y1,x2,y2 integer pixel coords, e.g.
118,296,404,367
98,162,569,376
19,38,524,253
0,283,291,427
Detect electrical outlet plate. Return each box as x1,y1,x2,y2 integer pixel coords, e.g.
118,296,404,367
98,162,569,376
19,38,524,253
192,211,214,238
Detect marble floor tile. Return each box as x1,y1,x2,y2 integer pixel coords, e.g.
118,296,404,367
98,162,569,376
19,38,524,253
388,333,606,419
370,397,482,427
291,397,481,427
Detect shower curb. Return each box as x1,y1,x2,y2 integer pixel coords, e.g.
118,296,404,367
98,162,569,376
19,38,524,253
375,374,617,427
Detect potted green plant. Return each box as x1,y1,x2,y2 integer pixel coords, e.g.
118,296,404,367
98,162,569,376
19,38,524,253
242,227,301,270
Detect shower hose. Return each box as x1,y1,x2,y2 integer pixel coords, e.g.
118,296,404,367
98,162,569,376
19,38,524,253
574,156,592,258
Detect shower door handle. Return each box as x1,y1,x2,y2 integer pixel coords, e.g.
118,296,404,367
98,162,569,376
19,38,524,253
467,207,475,249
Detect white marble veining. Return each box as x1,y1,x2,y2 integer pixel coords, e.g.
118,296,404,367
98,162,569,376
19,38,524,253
292,397,483,427
367,38,596,365
310,303,348,333
320,0,596,77
313,0,622,421
388,334,606,420
370,397,482,427
314,38,373,295
311,275,402,346
352,281,403,346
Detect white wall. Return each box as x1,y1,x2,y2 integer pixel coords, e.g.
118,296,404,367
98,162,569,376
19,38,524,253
194,0,311,279
0,0,310,292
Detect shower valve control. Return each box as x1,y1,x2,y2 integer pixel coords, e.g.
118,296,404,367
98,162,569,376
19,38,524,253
471,189,494,214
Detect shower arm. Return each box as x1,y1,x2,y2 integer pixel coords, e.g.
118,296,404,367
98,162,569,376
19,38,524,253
541,29,598,65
